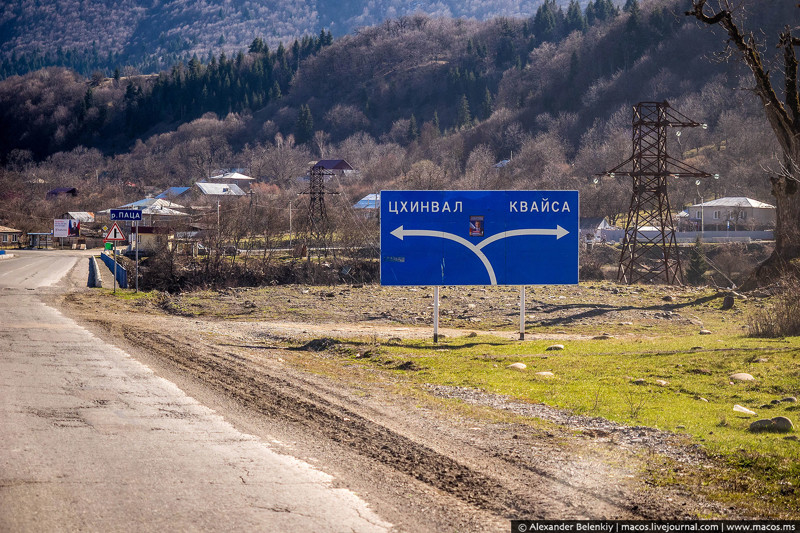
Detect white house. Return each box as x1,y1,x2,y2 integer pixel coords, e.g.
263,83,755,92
689,197,775,231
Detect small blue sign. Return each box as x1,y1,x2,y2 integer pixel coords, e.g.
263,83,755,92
380,190,579,286
110,209,142,221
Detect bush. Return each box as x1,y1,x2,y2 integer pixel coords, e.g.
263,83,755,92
747,277,800,337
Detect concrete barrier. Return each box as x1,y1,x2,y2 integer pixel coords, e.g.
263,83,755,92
88,256,103,288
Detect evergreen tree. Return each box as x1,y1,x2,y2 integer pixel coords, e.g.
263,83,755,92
565,0,587,34
481,88,493,120
295,104,314,144
533,0,560,43
457,95,471,129
432,111,441,135
408,114,419,141
686,236,708,286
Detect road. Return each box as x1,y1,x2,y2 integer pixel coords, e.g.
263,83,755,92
0,250,390,532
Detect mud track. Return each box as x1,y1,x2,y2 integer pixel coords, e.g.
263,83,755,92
58,275,734,531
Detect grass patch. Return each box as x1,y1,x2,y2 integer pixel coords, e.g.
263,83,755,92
337,331,800,517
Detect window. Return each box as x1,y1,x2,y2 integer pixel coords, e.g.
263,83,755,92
1,235,7,243
695,210,701,219
713,210,721,219
11,234,18,242
741,211,747,219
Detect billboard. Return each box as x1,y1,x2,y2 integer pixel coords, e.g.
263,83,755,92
380,190,579,286
53,219,80,238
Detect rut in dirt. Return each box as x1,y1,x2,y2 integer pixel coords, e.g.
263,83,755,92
121,328,646,520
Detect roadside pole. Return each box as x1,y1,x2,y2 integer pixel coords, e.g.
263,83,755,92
519,286,526,341
433,286,440,343
113,241,117,294
135,221,139,293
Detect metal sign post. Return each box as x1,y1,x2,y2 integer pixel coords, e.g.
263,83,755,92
380,190,578,342
135,221,139,293
113,241,117,294
104,222,127,294
433,286,440,343
520,286,526,340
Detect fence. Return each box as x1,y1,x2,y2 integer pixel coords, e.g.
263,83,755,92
99,252,128,289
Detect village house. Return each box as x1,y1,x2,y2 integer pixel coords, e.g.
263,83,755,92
688,197,776,231
0,225,23,248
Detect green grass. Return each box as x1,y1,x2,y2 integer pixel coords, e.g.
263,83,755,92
336,330,800,516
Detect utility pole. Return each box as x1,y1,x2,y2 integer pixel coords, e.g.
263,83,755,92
600,101,713,285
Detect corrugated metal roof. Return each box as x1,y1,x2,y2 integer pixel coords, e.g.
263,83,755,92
155,187,191,199
139,205,189,216
353,193,380,209
195,182,246,196
65,212,95,222
0,226,22,233
693,197,775,209
121,198,185,209
205,172,254,181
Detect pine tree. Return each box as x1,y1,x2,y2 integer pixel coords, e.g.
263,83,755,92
481,88,493,120
686,236,708,286
457,95,471,129
295,104,313,144
408,114,419,141
565,0,587,34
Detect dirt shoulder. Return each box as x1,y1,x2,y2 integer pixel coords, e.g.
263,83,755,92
52,263,744,530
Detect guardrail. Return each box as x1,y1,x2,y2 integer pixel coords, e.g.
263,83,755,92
99,252,128,289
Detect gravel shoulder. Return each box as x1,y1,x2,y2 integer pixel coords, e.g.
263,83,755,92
51,260,743,530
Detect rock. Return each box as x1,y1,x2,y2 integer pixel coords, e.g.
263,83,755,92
749,419,773,432
733,404,756,415
507,363,527,370
699,397,709,402
467,303,476,310
785,435,799,441
546,344,565,351
632,378,647,386
655,379,669,387
773,417,795,432
699,329,712,335
593,334,613,340
721,295,735,310
663,295,675,302
730,373,755,381
535,371,554,378
749,416,795,433
783,397,798,403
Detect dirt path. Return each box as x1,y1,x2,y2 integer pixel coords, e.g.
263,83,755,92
53,261,738,531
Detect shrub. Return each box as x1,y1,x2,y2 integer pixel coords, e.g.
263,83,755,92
747,277,800,337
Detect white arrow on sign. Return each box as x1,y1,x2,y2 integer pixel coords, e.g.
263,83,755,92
390,224,570,285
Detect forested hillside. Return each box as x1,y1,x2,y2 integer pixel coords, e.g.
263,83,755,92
0,0,595,78
0,0,791,237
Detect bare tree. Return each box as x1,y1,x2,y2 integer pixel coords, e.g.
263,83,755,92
687,1,800,284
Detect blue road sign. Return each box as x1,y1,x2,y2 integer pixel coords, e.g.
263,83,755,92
380,190,579,286
110,209,142,221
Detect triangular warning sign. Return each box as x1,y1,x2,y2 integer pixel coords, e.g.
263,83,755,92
104,222,127,241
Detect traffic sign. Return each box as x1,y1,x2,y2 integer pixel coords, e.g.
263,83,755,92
380,190,579,286
104,222,127,241
110,209,142,221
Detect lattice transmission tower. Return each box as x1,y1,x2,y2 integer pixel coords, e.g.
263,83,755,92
600,101,712,285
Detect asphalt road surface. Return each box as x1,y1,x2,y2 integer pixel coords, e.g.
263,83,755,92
0,250,391,532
